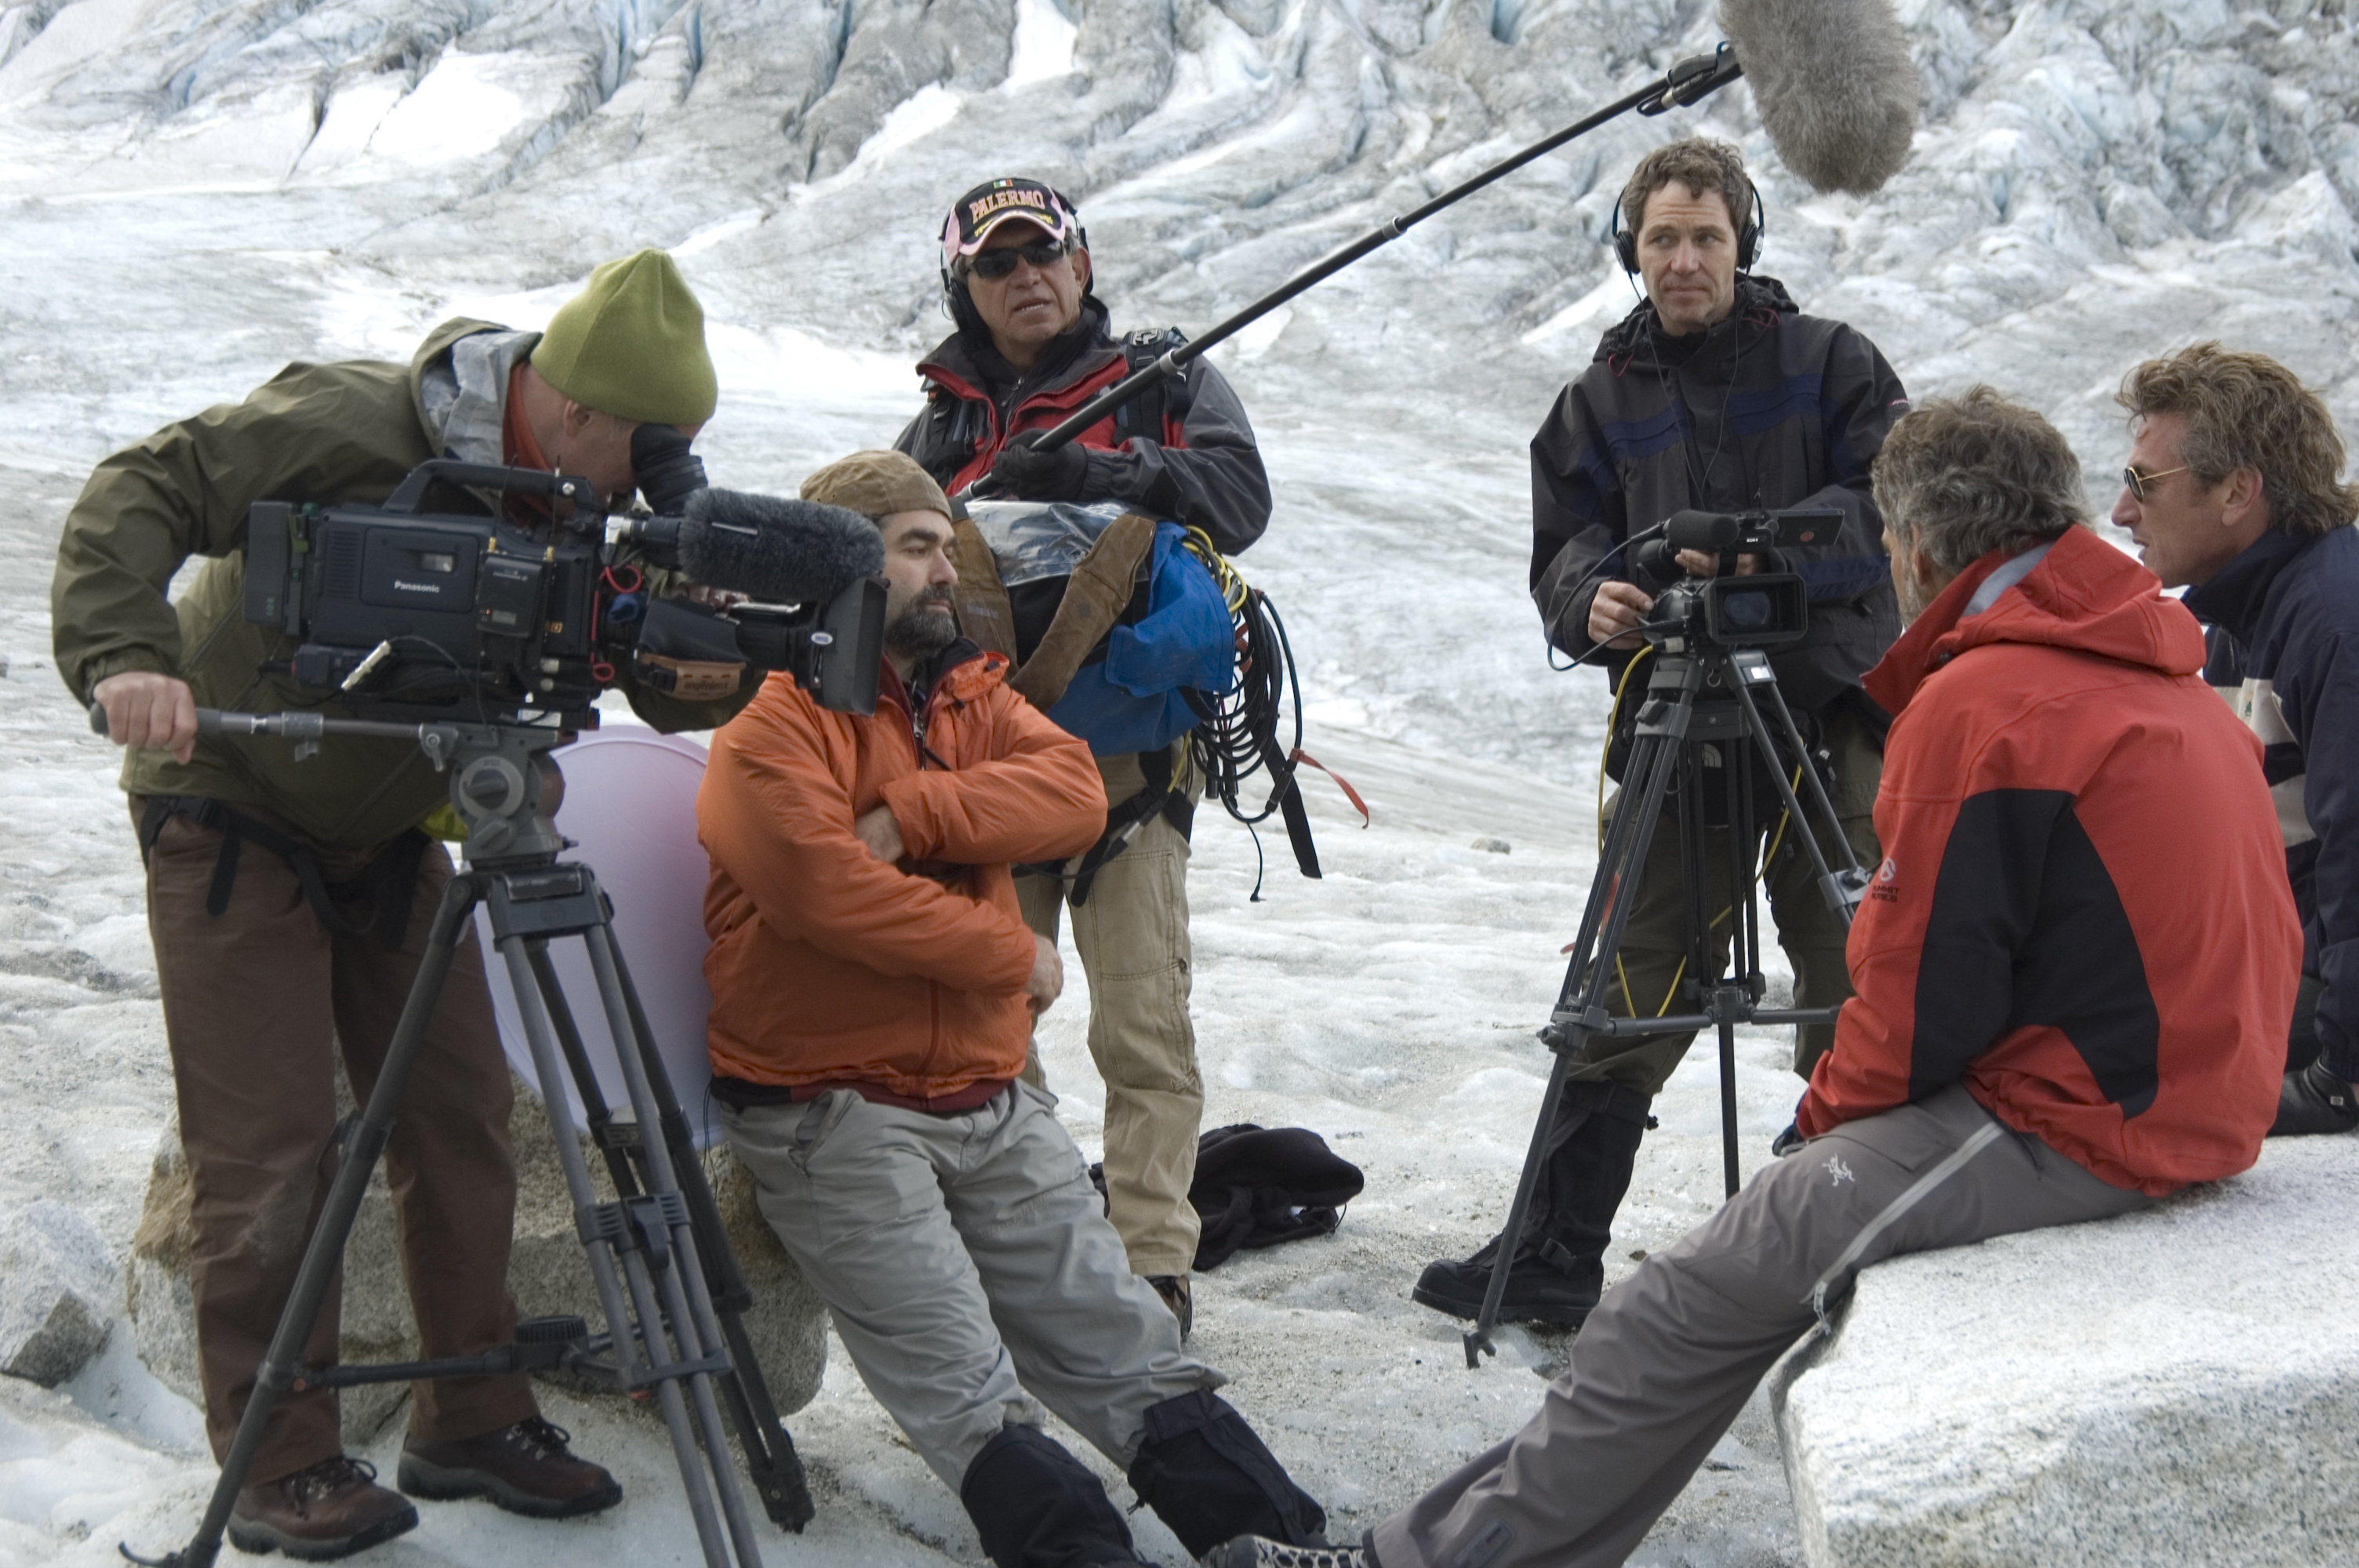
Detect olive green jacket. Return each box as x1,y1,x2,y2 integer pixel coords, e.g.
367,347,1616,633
52,318,746,850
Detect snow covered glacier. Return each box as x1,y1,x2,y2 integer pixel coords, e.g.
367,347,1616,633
0,2,2352,1565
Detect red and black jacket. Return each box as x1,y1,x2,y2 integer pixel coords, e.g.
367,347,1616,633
893,299,1271,557
1796,526,2299,1195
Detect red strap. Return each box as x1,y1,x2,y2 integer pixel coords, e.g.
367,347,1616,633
1289,749,1369,827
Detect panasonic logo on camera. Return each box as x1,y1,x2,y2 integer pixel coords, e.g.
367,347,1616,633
390,579,444,595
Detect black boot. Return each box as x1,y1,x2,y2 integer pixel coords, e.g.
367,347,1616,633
2272,1057,2359,1136
961,1425,1143,1568
1126,1390,1328,1559
1412,1080,1651,1330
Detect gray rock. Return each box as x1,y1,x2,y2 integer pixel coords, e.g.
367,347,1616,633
129,1074,825,1450
1770,1138,2359,1567
0,1197,114,1385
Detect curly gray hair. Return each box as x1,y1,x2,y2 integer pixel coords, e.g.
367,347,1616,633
1872,388,2088,575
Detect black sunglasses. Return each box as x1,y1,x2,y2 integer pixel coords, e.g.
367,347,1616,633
962,241,1069,281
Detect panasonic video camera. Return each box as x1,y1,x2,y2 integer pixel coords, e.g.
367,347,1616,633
1629,507,1844,649
241,439,884,726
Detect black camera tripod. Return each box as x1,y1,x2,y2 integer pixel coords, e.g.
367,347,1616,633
111,710,811,1568
1464,630,1867,1367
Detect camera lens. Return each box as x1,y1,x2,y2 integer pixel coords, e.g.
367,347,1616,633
631,423,708,514
1721,588,1773,630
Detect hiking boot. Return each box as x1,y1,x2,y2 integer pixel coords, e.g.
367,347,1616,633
1205,1534,1372,1567
227,1455,418,1561
2271,1058,2359,1137
398,1417,621,1518
1150,1274,1193,1338
1412,1234,1599,1329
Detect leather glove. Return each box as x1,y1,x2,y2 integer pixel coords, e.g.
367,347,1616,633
990,430,1091,501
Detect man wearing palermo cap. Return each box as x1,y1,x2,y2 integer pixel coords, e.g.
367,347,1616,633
898,177,1273,1333
53,249,748,1559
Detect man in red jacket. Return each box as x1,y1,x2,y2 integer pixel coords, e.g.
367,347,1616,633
698,451,1328,1568
1209,390,2298,1568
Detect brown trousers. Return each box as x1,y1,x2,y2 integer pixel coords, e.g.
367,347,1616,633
1573,705,1885,1095
141,802,536,1483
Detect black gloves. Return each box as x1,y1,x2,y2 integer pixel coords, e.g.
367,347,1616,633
990,430,1092,501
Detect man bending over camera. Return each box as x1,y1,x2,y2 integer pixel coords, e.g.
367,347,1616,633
53,250,744,1559
1214,389,2295,1568
696,449,1328,1568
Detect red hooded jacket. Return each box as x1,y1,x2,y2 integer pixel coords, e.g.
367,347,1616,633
1796,526,2298,1194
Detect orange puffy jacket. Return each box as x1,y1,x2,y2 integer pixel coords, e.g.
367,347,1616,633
697,648,1106,1098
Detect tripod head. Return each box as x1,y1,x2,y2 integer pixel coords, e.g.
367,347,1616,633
89,704,577,866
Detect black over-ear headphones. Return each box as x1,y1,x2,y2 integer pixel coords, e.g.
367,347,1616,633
1610,181,1765,274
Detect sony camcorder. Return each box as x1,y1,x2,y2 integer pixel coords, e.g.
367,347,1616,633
1629,506,1845,648
241,433,886,726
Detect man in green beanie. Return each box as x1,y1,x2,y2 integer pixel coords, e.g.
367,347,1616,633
51,248,741,1561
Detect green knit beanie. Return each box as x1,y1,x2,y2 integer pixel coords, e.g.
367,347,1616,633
531,249,718,426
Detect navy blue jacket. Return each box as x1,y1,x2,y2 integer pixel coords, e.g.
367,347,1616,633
2186,524,2359,1080
1530,276,1909,721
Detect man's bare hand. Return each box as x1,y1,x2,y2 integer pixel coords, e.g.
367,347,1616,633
1588,580,1656,649
92,672,198,764
853,804,906,866
1673,550,1765,579
1026,933,1064,1018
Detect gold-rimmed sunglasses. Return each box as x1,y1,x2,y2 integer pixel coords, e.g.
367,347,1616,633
2122,463,2189,501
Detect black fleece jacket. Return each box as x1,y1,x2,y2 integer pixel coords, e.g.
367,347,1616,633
1530,275,1910,722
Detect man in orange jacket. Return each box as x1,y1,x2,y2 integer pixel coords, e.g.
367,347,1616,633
696,450,1329,1568
1210,391,2296,1568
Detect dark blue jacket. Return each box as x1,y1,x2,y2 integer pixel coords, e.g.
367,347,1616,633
1530,275,1909,722
2186,524,2359,1080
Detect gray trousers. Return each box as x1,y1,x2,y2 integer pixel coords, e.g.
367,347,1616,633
1372,1087,2153,1568
720,1082,1221,1490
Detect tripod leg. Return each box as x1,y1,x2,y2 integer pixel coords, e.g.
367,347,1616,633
1728,665,1866,920
1468,715,1690,1364
609,956,813,1530
159,873,481,1568
524,941,640,1196
580,923,769,1567
1716,718,1761,1202
493,934,742,1568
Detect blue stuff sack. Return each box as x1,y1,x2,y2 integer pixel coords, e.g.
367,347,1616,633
1045,521,1237,757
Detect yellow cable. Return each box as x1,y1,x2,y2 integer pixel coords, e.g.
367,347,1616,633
1605,768,1805,1021
1180,525,1249,613
1598,645,1656,850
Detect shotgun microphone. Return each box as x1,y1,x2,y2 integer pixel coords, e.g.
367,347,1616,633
674,490,885,604
1721,0,1921,195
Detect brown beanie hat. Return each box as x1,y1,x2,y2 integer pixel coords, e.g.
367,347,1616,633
531,249,718,426
798,450,951,521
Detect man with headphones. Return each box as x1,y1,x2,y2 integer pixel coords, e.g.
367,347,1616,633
1412,137,1911,1332
896,178,1273,1335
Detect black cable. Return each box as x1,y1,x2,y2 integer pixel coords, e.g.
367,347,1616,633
1188,584,1302,826
1545,517,1673,671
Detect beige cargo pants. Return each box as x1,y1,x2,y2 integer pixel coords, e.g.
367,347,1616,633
1016,741,1205,1279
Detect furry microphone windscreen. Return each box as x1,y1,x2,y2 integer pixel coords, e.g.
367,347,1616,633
680,488,885,604
1720,0,1920,195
